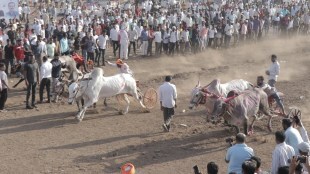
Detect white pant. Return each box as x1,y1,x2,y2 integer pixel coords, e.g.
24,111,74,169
142,41,148,56
120,43,128,59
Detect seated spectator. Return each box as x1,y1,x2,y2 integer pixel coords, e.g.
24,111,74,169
242,160,257,174
271,131,295,174
225,133,254,174
282,118,303,154
207,162,219,174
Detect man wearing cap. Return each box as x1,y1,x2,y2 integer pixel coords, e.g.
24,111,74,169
225,133,254,174
106,59,132,75
294,142,310,173
159,76,177,132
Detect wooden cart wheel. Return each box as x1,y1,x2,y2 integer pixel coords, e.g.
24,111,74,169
143,88,157,109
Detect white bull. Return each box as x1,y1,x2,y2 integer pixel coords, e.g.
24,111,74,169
189,79,253,121
67,68,147,122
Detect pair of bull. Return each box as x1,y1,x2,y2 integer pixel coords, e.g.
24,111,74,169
67,68,148,122
189,79,283,135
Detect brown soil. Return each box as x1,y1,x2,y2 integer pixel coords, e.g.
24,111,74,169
1,36,310,174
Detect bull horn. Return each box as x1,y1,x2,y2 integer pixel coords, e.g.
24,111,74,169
195,80,201,88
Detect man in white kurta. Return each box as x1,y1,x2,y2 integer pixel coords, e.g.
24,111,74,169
119,28,129,60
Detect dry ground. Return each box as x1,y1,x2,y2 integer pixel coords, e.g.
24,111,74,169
1,36,310,174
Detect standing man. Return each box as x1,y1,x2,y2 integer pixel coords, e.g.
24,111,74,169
110,24,120,57
266,54,280,87
60,33,69,55
169,26,177,56
128,26,138,57
159,76,177,132
97,30,109,66
0,63,9,112
4,39,14,75
51,53,62,102
140,26,149,57
271,131,295,174
24,54,40,109
39,56,52,103
13,38,25,63
225,133,254,174
119,27,129,60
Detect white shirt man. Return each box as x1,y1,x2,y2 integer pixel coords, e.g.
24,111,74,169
268,60,280,82
119,29,129,60
128,29,138,42
225,24,234,36
271,131,295,174
154,31,162,43
29,33,37,45
285,126,303,154
38,40,47,55
40,60,52,80
39,57,52,103
159,76,177,132
110,27,119,41
97,34,109,50
169,30,177,43
181,30,189,42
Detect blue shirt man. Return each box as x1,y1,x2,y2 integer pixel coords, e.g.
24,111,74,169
225,133,254,174
141,28,148,41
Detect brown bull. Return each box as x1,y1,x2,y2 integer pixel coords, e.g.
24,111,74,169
210,88,273,135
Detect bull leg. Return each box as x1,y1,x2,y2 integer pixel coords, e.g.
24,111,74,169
104,98,108,107
261,110,273,132
122,95,130,115
78,99,96,122
243,119,249,135
132,91,148,112
248,117,257,135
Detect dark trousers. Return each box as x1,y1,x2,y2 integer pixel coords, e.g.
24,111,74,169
155,42,161,56
169,42,176,56
87,52,95,61
39,78,51,102
163,43,169,54
97,48,105,66
163,107,174,129
26,82,37,106
0,88,8,110
4,59,14,74
128,41,136,56
147,40,153,56
112,40,119,57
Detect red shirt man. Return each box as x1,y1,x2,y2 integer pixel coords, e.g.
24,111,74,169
13,39,25,62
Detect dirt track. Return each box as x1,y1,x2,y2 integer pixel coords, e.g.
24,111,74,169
1,36,310,174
